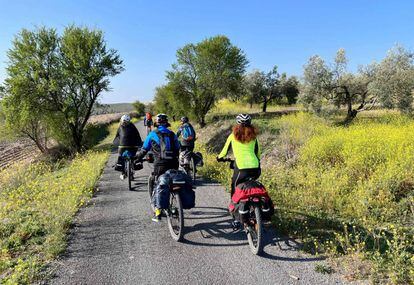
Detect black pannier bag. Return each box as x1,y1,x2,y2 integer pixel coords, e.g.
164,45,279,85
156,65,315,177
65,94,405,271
168,169,195,209
193,152,204,167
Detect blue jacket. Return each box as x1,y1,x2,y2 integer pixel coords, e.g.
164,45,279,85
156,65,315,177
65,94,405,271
142,125,180,151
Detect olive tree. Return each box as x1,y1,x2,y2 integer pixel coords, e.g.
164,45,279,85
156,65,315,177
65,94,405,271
166,35,248,127
245,67,299,111
300,49,376,122
371,45,414,113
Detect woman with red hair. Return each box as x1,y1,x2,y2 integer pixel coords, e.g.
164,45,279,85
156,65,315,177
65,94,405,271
217,114,261,197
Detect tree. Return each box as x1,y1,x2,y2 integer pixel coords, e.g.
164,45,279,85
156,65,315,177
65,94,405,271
166,35,248,127
2,27,60,153
371,45,414,114
132,100,146,116
153,83,192,119
245,66,289,112
2,26,124,153
57,26,124,151
244,70,266,108
300,49,376,122
281,75,300,105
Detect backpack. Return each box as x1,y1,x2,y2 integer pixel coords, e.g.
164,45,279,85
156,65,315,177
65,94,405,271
154,129,177,160
181,124,195,141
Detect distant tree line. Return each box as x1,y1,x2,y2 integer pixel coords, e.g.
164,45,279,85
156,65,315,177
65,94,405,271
151,36,414,125
151,35,300,126
300,46,414,122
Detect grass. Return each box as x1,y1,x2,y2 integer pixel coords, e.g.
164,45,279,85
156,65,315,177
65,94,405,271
0,121,119,284
196,108,414,284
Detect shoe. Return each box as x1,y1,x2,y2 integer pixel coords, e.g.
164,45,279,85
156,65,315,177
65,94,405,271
152,208,162,222
120,174,126,180
231,220,241,230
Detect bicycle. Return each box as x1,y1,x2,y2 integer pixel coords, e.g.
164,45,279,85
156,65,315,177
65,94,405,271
147,169,185,242
180,151,196,183
121,149,141,191
218,158,267,255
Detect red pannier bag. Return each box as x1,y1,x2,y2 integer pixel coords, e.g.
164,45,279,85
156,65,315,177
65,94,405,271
229,180,274,221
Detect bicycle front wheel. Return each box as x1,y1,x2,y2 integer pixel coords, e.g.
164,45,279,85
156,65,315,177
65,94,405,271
127,160,133,191
166,193,184,242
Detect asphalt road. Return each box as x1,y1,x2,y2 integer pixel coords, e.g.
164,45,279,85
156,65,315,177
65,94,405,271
49,122,345,285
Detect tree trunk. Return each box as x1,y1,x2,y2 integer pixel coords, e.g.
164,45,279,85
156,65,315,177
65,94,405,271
343,88,358,124
199,116,206,128
262,99,268,113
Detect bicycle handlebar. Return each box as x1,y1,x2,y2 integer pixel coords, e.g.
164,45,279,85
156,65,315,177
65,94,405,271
217,157,234,163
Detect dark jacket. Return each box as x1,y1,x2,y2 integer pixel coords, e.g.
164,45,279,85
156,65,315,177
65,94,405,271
114,123,142,147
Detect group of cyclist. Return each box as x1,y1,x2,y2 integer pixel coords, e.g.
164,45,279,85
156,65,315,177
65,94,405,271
114,112,261,224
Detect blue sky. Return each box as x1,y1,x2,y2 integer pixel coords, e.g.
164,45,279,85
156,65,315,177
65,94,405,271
0,0,413,103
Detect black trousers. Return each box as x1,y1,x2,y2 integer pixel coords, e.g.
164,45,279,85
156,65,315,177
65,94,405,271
153,160,179,177
231,167,261,197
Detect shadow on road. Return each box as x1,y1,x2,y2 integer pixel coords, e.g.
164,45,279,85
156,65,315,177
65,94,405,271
184,206,326,263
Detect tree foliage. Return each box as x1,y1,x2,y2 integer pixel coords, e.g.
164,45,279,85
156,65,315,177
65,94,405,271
244,67,299,112
300,49,376,122
165,35,248,126
2,26,124,153
132,100,146,116
371,45,414,114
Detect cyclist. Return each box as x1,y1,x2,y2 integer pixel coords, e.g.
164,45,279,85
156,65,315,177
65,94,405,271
114,114,143,180
176,116,196,168
135,113,180,222
143,112,153,134
217,114,261,197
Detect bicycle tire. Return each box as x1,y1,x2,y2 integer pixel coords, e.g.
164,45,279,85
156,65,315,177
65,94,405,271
247,206,263,255
167,193,184,242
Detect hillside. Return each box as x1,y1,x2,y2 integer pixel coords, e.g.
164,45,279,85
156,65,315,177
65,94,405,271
93,103,135,115
194,107,414,284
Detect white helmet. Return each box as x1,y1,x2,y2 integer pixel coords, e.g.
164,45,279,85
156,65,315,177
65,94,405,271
236,114,252,125
120,114,131,123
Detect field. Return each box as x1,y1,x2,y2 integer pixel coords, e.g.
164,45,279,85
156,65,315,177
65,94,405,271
196,102,414,284
0,112,134,172
92,103,135,115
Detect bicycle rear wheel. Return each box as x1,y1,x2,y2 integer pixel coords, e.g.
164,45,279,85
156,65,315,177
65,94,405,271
247,206,263,255
190,157,196,183
166,193,184,242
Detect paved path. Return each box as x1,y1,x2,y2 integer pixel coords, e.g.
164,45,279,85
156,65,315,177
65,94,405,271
50,123,345,285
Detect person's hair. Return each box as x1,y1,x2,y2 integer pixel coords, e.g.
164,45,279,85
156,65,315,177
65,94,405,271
232,124,258,143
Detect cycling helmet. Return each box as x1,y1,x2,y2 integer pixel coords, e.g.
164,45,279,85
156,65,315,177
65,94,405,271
155,113,168,125
120,114,131,123
180,116,189,123
236,114,251,125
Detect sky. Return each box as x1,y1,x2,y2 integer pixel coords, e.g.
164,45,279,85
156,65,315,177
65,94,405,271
0,0,413,103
